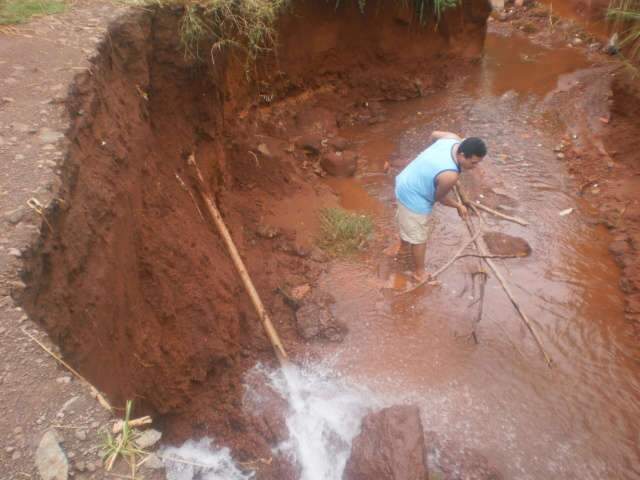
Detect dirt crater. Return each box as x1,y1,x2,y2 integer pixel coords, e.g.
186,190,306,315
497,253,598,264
16,0,489,471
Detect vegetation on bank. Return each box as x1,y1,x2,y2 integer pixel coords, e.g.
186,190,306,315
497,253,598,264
0,0,66,24
122,0,460,61
318,207,373,256
608,0,640,66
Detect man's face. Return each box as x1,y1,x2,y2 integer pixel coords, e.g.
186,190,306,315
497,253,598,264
459,155,484,171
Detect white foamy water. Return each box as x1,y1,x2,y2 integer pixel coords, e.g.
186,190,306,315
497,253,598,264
245,362,380,480
161,438,253,480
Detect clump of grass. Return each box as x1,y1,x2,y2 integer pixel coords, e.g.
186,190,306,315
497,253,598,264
608,0,640,66
318,207,373,255
102,400,147,476
0,0,66,25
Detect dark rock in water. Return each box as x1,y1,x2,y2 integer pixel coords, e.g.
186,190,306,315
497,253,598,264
483,232,531,257
343,405,428,480
425,431,503,480
320,151,357,177
296,133,323,154
295,303,347,342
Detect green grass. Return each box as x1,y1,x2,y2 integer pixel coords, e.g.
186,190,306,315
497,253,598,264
119,0,460,63
0,0,66,25
608,0,640,66
318,207,373,256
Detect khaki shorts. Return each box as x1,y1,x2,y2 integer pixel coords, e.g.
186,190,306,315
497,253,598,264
396,202,429,244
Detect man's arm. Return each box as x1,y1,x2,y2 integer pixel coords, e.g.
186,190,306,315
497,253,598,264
430,131,462,142
434,171,467,217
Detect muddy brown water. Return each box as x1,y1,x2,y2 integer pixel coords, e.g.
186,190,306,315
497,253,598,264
310,31,640,479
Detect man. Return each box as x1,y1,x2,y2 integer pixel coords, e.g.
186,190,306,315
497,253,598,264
391,131,487,282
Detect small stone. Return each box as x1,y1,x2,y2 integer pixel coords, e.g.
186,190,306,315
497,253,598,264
134,429,162,449
8,248,21,257
37,128,64,144
74,430,87,441
74,461,86,472
5,446,15,453
556,152,565,160
4,207,27,225
572,37,583,46
1,97,15,103
56,376,72,384
13,427,23,434
256,143,272,158
36,430,68,480
256,224,280,239
86,462,96,473
12,451,22,460
142,453,164,470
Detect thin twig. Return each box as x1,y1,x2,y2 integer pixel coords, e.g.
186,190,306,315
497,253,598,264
473,202,529,226
396,231,481,296
22,328,113,410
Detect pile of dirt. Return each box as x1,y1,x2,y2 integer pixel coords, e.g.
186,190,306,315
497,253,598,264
16,0,490,475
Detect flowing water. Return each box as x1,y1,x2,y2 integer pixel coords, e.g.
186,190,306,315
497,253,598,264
306,30,640,479
165,29,640,480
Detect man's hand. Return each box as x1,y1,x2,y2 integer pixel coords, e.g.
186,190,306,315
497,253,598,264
456,204,469,219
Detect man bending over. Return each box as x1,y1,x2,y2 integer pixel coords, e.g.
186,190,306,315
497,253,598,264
392,131,487,282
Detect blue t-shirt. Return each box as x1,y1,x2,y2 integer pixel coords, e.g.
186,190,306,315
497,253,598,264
395,138,460,214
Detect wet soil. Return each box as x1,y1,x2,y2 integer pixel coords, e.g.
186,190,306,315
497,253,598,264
15,0,489,476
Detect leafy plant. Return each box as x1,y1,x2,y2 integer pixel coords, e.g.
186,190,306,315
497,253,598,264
318,207,373,255
0,0,66,25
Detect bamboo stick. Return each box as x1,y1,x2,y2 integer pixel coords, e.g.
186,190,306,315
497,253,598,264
454,187,553,367
186,154,288,364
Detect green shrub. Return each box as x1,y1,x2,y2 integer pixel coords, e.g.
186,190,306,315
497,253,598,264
318,207,373,255
0,0,66,25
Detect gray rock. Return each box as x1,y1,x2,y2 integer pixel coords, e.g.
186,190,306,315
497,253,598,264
135,429,162,449
142,453,164,470
4,207,27,225
295,303,347,342
37,128,64,144
36,431,69,480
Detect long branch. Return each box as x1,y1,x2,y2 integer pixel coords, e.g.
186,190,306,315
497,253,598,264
454,187,552,367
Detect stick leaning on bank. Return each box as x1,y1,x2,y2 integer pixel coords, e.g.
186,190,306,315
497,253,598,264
185,154,289,365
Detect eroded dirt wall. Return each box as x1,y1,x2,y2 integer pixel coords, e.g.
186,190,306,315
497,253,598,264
19,0,490,456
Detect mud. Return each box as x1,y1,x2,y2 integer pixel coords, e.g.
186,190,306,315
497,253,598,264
17,0,490,474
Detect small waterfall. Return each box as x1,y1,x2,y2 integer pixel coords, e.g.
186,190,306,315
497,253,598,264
246,362,380,480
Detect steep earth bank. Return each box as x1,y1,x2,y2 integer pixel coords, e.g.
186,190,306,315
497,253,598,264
17,0,490,475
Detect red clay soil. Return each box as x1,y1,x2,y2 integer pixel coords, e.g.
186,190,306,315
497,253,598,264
17,0,490,475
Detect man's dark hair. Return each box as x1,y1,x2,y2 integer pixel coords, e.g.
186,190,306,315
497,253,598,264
458,137,487,158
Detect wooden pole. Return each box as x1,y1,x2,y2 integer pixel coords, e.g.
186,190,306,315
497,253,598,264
186,154,288,364
454,187,553,367
457,186,529,226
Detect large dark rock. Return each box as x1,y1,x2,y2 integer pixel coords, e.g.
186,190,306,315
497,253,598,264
295,303,347,342
482,232,531,257
343,405,428,480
